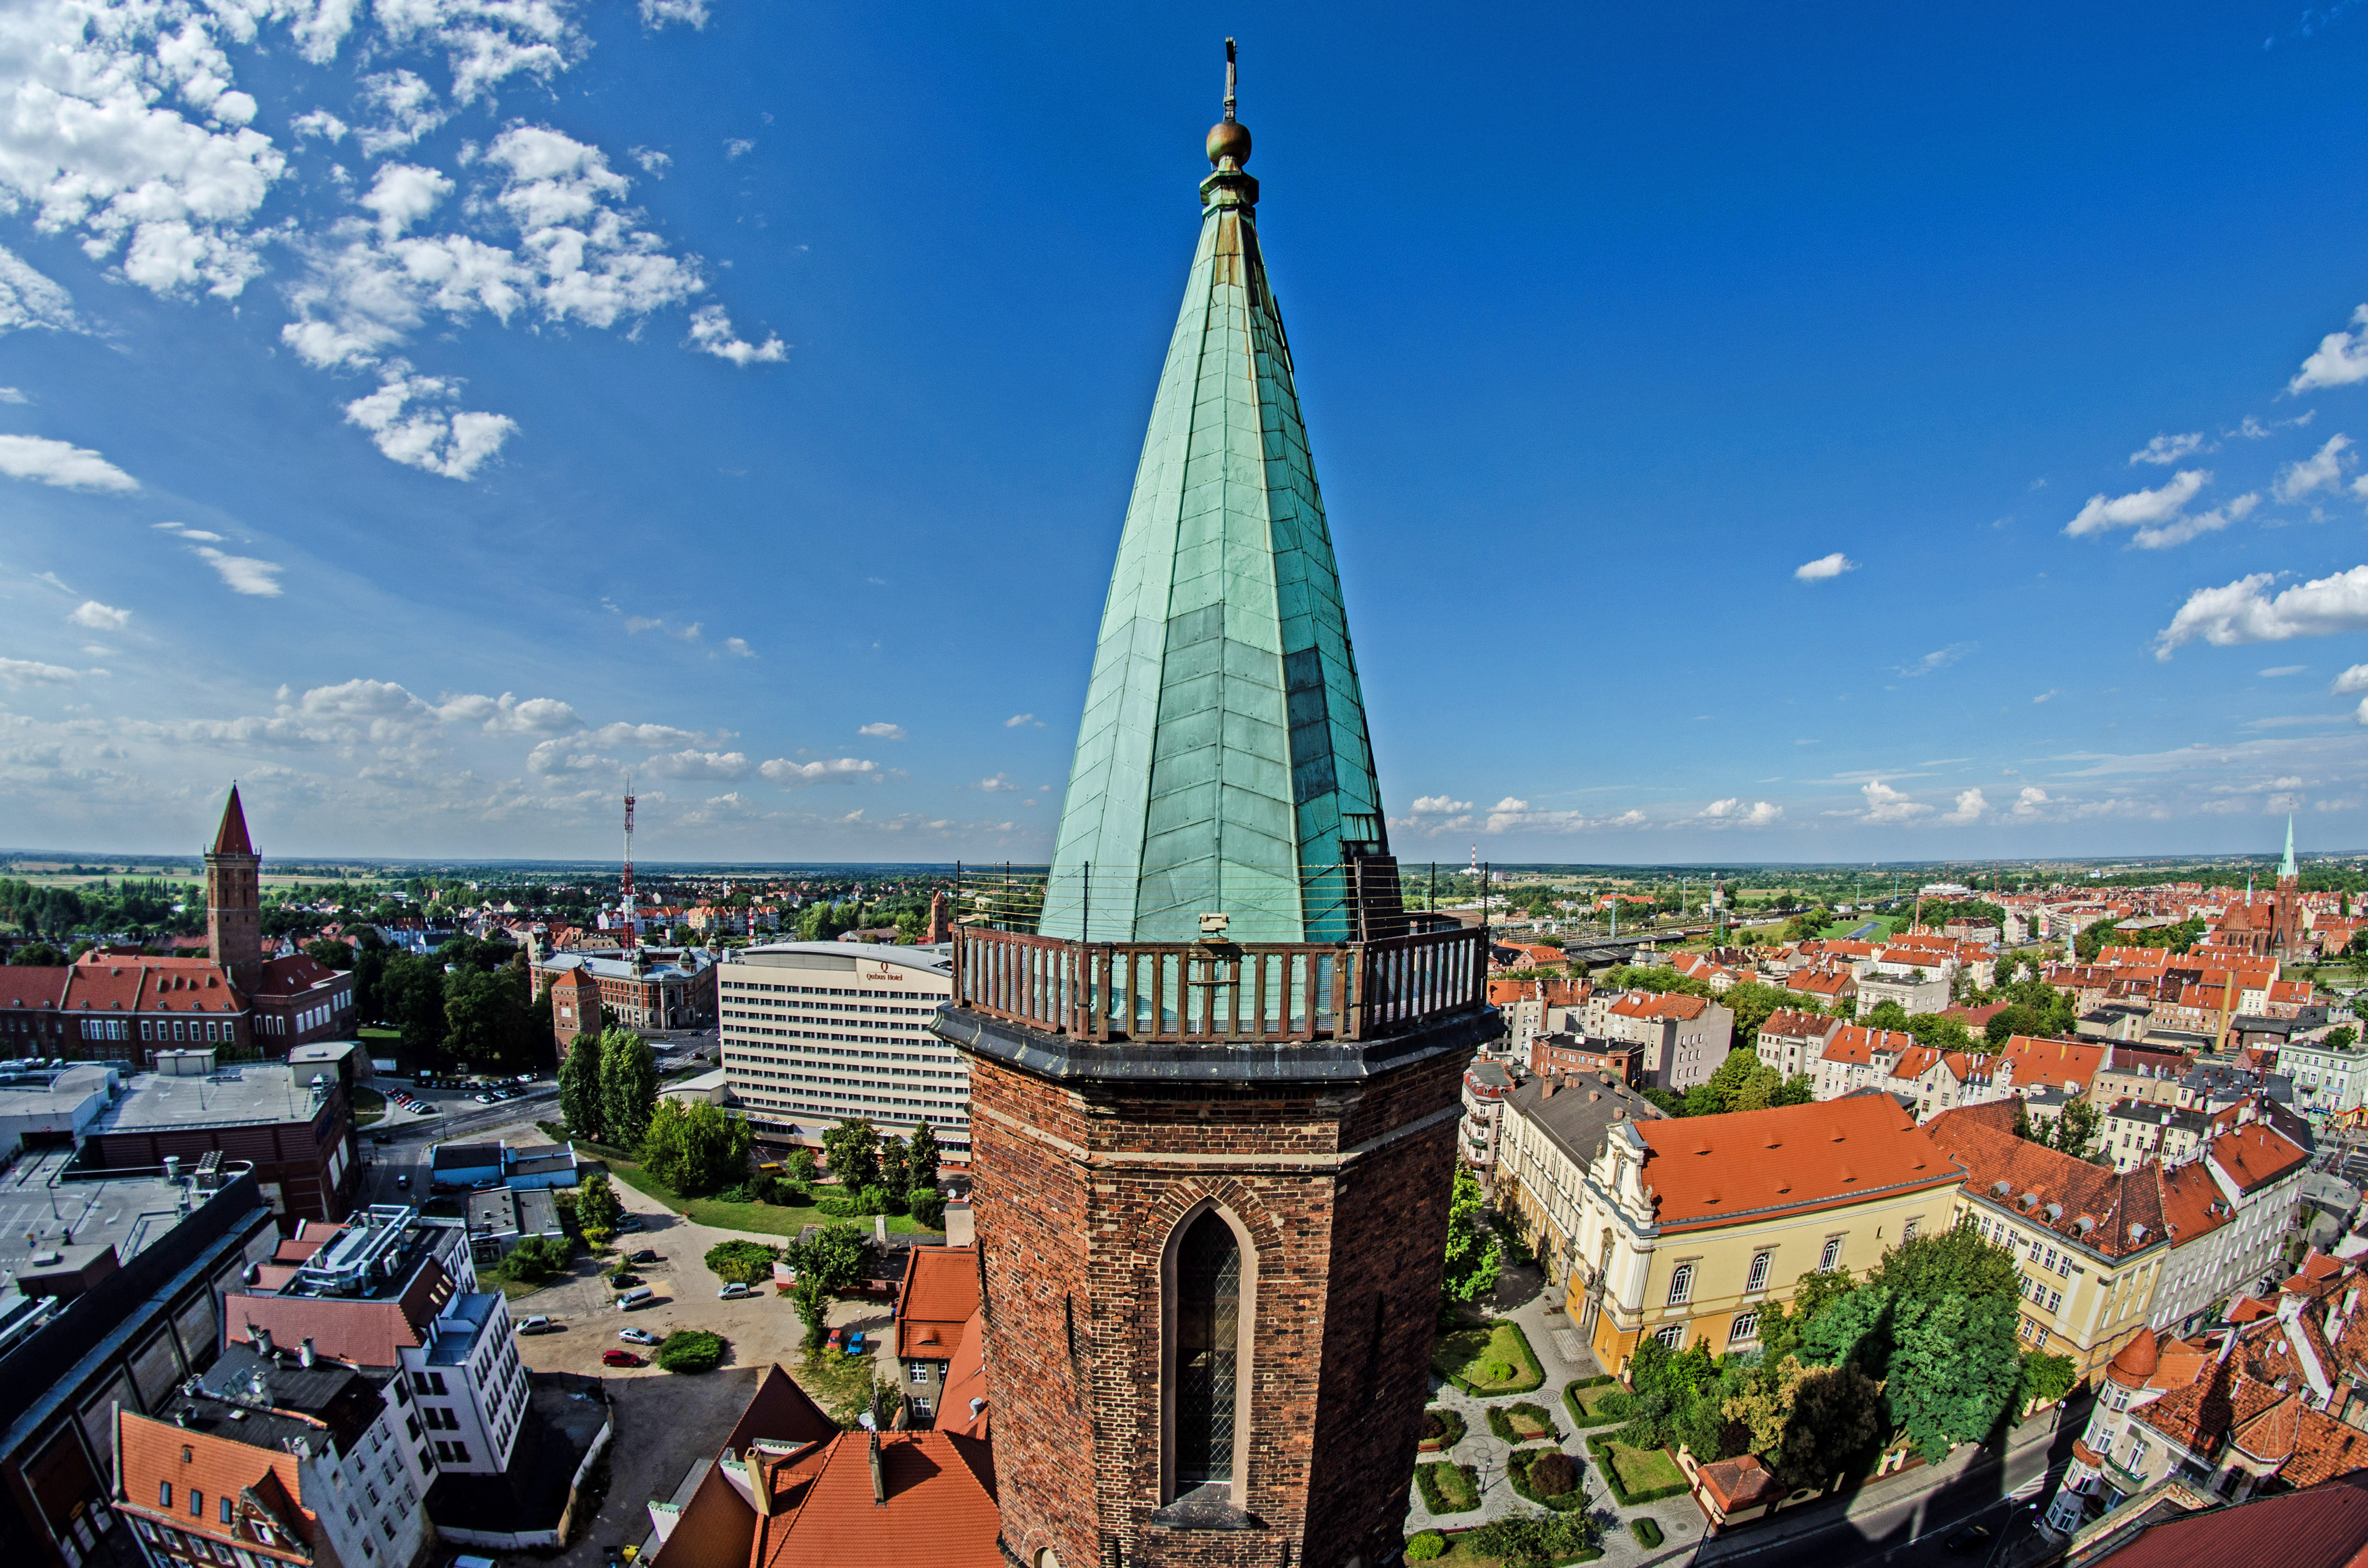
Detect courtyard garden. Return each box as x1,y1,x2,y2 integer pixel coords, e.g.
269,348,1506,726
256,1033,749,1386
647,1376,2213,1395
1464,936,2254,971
1432,1320,1545,1395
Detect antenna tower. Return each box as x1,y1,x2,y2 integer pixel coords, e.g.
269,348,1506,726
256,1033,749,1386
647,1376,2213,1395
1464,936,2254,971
621,775,638,953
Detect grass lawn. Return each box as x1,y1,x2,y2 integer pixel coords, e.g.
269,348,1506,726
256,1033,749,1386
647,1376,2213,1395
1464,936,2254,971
350,1086,386,1127
794,1348,877,1427
1567,1381,1620,1424
1432,1321,1545,1394
607,1160,929,1238
1597,1438,1685,1495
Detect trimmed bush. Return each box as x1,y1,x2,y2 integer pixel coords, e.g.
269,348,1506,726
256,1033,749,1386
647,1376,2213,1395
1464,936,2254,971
1586,1435,1692,1507
654,1330,725,1373
1564,1375,1622,1430
1431,1321,1546,1394
1630,1517,1664,1549
857,1183,890,1215
1487,1401,1563,1444
816,1195,855,1218
1420,1406,1467,1449
704,1238,782,1285
1405,1531,1446,1563
909,1188,946,1229
1528,1450,1577,1498
1413,1460,1480,1515
1506,1445,1590,1512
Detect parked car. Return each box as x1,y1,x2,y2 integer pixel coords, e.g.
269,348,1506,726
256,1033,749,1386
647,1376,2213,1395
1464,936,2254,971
628,1250,660,1264
615,1215,644,1233
371,1134,392,1145
718,1282,752,1300
847,1331,866,1355
609,1273,643,1289
601,1350,643,1368
514,1074,534,1085
516,1316,555,1335
472,1093,495,1104
1943,1524,1993,1554
825,1327,845,1352
617,1327,658,1346
394,1174,410,1189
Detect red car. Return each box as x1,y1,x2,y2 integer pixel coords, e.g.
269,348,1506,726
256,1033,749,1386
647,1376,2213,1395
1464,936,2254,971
602,1350,643,1368
825,1327,845,1351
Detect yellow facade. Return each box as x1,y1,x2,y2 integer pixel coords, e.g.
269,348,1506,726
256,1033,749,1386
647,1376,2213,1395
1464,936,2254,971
1952,1195,2162,1380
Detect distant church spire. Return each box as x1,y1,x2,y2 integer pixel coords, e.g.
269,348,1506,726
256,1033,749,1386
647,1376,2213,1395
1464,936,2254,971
2282,813,2298,881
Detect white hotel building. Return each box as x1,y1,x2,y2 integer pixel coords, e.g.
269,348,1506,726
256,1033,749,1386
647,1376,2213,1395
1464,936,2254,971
715,941,970,1162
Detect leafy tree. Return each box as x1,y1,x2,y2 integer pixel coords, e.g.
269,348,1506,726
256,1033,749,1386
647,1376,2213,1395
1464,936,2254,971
1887,1291,2024,1460
2019,1349,2078,1409
641,1100,753,1196
2329,1025,2360,1052
302,938,354,970
909,1188,947,1229
878,1137,910,1197
656,1329,725,1373
1986,1004,2045,1047
1725,1355,1883,1491
1864,999,1914,1031
1640,1086,1687,1118
444,965,533,1068
787,1148,820,1186
821,1117,881,1190
377,953,447,1057
8,942,64,967
559,1033,605,1142
783,1220,871,1293
1722,981,1802,1045
1702,1047,1760,1107
495,1234,574,1286
1732,1062,1784,1112
576,1172,623,1234
906,1123,942,1187
791,1278,832,1348
704,1238,783,1285
600,1029,658,1148
1800,1284,1896,1374
1440,1164,1503,1312
1773,1072,1817,1106
1756,1267,1859,1367
1905,1012,1976,1054
1468,1512,1597,1568
2045,1097,2104,1161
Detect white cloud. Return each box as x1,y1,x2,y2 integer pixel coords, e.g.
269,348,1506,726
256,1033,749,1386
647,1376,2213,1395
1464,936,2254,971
2262,665,2307,676
1491,797,1529,812
2130,432,2206,466
2293,305,2368,392
759,757,878,786
858,723,906,740
640,0,711,25
431,691,581,735
192,546,283,596
1701,797,1783,826
686,303,786,365
0,245,80,334
1860,780,1932,823
1939,787,1986,825
2132,492,2258,550
2334,665,2368,696
631,147,670,176
723,637,752,658
2012,786,2050,816
977,773,1018,792
1794,552,1856,582
352,70,444,157
0,657,78,687
643,748,750,781
0,387,25,404
2277,434,2355,501
723,137,754,159
2065,469,2210,538
1897,642,1976,677
2033,689,2057,703
290,109,347,143
1408,795,1472,814
68,600,129,630
358,162,454,240
343,374,516,478
2156,566,2368,657
1005,713,1041,728
0,434,138,493
151,521,222,542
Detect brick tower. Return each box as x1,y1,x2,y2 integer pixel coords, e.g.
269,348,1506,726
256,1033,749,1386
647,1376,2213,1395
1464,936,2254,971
933,45,1500,1568
205,784,263,988
2274,813,2304,957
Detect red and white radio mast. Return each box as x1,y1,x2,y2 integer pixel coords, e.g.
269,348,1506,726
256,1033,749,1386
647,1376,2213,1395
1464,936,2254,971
620,775,638,952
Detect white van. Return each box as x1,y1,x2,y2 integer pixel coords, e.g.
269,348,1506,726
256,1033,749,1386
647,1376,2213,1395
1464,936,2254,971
617,1286,656,1311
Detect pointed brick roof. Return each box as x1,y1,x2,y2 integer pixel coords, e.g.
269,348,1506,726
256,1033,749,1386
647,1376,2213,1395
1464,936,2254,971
212,785,255,856
2109,1324,2161,1386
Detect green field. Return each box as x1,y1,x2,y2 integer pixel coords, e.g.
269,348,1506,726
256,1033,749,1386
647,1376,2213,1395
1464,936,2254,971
1596,1438,1684,1495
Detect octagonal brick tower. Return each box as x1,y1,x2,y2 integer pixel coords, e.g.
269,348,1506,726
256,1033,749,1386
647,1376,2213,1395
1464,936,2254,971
934,45,1501,1568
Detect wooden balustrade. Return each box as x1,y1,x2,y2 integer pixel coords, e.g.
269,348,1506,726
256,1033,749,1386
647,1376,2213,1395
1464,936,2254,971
949,923,1488,1045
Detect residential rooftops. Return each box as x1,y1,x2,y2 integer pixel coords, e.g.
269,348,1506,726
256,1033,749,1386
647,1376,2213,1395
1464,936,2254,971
1632,1094,1958,1233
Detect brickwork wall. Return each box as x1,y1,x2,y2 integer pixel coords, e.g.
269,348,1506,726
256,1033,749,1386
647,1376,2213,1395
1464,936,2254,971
966,1036,1474,1568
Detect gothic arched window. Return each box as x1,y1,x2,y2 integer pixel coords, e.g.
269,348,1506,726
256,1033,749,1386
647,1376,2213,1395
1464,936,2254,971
1173,1210,1242,1491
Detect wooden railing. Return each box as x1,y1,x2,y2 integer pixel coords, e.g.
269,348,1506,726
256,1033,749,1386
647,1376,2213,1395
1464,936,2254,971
949,924,1489,1045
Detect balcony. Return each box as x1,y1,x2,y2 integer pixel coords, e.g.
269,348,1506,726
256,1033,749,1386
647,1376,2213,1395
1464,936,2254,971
950,923,1489,1046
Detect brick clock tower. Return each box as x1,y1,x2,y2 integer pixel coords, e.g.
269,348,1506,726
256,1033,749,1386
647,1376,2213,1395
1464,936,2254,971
933,47,1501,1568
205,784,264,988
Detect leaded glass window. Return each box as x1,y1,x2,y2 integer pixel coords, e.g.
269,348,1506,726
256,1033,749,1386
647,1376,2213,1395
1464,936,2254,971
1175,1212,1241,1487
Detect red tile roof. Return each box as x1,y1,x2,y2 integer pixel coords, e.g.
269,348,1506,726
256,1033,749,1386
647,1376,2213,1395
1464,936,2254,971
1610,992,1711,1022
753,1430,1000,1568
118,1409,314,1564
2213,1123,2311,1195
1760,1009,1837,1040
1923,1105,2169,1260
226,1259,455,1368
895,1247,980,1361
213,785,255,857
2075,1470,2368,1568
937,1309,988,1440
1996,1033,2110,1091
1632,1095,1958,1234
1696,1451,1782,1512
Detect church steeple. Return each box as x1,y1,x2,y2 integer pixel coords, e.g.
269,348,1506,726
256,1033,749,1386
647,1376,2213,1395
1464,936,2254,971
1041,42,1390,943
2282,813,2298,881
205,784,262,985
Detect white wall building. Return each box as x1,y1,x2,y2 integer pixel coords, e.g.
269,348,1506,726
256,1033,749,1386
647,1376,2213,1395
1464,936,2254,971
2282,1036,2368,1126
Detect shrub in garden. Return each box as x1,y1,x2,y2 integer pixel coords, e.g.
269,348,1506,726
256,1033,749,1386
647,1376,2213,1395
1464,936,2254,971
1422,1411,1445,1440
655,1330,725,1373
909,1188,946,1229
816,1195,855,1218
1631,1518,1664,1549
1405,1532,1446,1563
857,1183,890,1215
1527,1450,1576,1498
704,1239,783,1286
1471,1513,1597,1568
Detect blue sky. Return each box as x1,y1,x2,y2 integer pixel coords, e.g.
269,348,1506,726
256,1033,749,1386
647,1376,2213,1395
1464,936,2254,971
10,3,2368,865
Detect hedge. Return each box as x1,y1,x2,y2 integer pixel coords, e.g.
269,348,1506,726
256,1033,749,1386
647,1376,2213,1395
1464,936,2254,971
1431,1320,1548,1395
1413,1461,1480,1516
1584,1436,1693,1508
655,1330,725,1374
1488,1402,1564,1445
1421,1406,1467,1450
1506,1446,1589,1512
1629,1518,1664,1549
1405,1532,1446,1563
1563,1375,1623,1431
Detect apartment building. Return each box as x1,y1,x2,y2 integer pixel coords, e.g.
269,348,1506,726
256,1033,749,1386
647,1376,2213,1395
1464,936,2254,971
2102,1102,2211,1174
1568,1096,1960,1375
1754,1008,1838,1080
1488,978,1587,1065
1460,1061,1514,1185
891,1246,980,1426
1494,1072,1667,1294
1589,992,1734,1095
2284,1035,2368,1127
715,942,967,1161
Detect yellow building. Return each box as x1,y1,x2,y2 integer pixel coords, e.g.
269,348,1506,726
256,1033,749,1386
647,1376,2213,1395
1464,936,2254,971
1923,1101,2170,1380
1495,1071,1669,1292
1569,1095,1963,1373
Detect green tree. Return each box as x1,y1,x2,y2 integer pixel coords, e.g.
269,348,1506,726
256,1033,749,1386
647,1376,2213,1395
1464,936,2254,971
1985,1003,2045,1047
791,1278,832,1348
576,1172,623,1234
1440,1164,1503,1312
494,1234,574,1286
1721,981,1801,1046
1773,1072,1816,1106
1863,999,1914,1031
787,1148,820,1186
559,1033,604,1142
444,965,532,1068
784,1220,871,1293
1887,1291,2025,1459
1732,1062,1784,1113
821,1117,881,1190
909,1188,947,1229
2329,1026,2360,1052
600,1029,658,1148
1869,1225,2023,1304
2046,1097,2104,1161
7,942,64,967
377,953,447,1057
655,1329,725,1373
1702,1047,1760,1109
704,1238,783,1285
302,937,354,970
906,1123,943,1187
641,1100,753,1196
1725,1355,1883,1492
1756,1267,1859,1367
878,1137,910,1197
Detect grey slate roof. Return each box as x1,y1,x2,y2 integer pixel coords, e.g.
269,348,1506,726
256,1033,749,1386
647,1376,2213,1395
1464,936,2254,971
1503,1071,1667,1170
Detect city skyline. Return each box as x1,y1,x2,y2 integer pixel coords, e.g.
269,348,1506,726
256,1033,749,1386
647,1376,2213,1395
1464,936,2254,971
12,5,2368,861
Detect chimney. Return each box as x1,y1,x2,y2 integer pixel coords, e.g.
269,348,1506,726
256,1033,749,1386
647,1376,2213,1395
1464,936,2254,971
251,1325,273,1357
1541,1079,1555,1100
869,1429,886,1506
750,1453,776,1517
299,1338,315,1369
969,1397,985,1420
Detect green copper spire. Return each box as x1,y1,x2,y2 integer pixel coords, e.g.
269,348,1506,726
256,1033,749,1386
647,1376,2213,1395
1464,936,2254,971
1041,44,1387,944
2282,814,2298,880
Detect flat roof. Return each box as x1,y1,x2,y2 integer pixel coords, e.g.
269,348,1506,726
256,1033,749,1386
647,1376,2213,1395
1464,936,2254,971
730,941,951,977
92,1066,333,1133
0,1064,115,1116
0,1149,213,1281
426,1292,497,1367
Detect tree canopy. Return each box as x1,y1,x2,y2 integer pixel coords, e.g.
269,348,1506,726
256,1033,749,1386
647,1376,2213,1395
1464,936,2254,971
1439,1164,1503,1313
641,1099,752,1196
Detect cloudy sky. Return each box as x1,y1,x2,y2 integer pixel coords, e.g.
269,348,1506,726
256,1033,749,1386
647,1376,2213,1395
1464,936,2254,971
10,3,2368,865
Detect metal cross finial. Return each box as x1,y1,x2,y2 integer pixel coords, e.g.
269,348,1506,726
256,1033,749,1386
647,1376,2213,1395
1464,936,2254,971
1223,37,1237,122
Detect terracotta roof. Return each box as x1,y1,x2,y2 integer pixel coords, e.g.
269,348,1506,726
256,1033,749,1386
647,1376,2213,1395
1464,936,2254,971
60,957,246,1017
725,1363,839,1454
2071,1464,2368,1568
118,1409,315,1563
2109,1325,2161,1386
1759,1009,1837,1040
2212,1123,2310,1195
1996,1033,2110,1091
1696,1451,1782,1512
2157,1160,2232,1252
213,785,255,857
249,955,344,1002
1610,992,1711,1022
2234,1389,2305,1463
226,1259,455,1368
752,1430,1000,1568
1923,1105,2169,1260
1632,1095,1958,1234
2287,1410,2368,1488
0,967,70,1010
1788,968,1854,996
937,1309,989,1440
651,1455,759,1568
1817,1024,1920,1068
895,1247,981,1361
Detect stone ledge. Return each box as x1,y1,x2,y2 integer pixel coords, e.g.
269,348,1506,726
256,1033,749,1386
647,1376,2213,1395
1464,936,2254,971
934,1004,1504,1086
